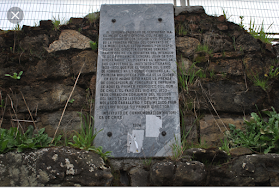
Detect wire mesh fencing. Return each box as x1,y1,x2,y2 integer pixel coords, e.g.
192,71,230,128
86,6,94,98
0,0,278,40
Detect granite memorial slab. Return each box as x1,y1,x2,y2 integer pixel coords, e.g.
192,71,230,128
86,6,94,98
94,4,180,157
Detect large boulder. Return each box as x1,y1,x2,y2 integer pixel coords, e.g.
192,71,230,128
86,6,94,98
46,30,92,53
207,154,279,186
0,147,113,186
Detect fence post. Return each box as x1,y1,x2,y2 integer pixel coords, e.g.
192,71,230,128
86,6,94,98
180,0,186,6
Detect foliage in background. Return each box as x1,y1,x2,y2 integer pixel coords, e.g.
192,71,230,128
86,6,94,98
5,71,23,80
0,125,61,153
227,107,279,154
68,113,112,161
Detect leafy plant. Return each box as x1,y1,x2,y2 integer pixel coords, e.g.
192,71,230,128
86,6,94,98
69,99,75,103
90,41,98,51
68,113,112,161
227,107,279,154
0,125,59,153
252,74,268,91
5,71,23,80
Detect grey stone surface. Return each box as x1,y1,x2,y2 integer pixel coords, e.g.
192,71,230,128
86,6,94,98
0,147,113,186
94,4,180,157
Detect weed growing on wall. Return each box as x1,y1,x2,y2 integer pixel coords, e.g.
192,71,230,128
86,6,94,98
196,44,213,55
68,113,112,161
248,20,273,44
52,15,66,31
5,71,23,80
0,125,62,153
227,107,279,154
177,61,201,93
90,41,98,51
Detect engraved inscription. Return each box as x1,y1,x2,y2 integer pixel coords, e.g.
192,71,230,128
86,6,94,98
98,30,177,118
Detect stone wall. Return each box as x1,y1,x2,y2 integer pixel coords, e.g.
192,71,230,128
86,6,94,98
1,147,279,186
0,6,279,186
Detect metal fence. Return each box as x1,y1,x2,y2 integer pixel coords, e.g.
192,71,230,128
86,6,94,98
1,0,278,40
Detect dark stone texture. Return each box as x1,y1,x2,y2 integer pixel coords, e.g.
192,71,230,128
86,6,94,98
185,148,229,164
203,32,234,53
236,34,261,52
150,161,175,185
207,154,279,186
190,81,266,113
174,161,206,186
129,167,150,186
39,20,53,29
174,6,205,16
0,147,113,186
230,147,253,157
94,4,180,157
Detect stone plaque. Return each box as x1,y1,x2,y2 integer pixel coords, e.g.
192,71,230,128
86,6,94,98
94,4,180,157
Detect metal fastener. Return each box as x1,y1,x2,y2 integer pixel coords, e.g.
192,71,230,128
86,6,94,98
107,132,112,137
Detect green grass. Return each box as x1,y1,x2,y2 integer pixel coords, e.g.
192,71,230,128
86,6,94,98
196,44,213,55
222,8,231,20
219,136,230,155
177,61,201,93
52,15,66,31
177,23,187,36
253,74,269,91
68,112,112,161
209,70,215,79
248,20,273,44
13,23,21,31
